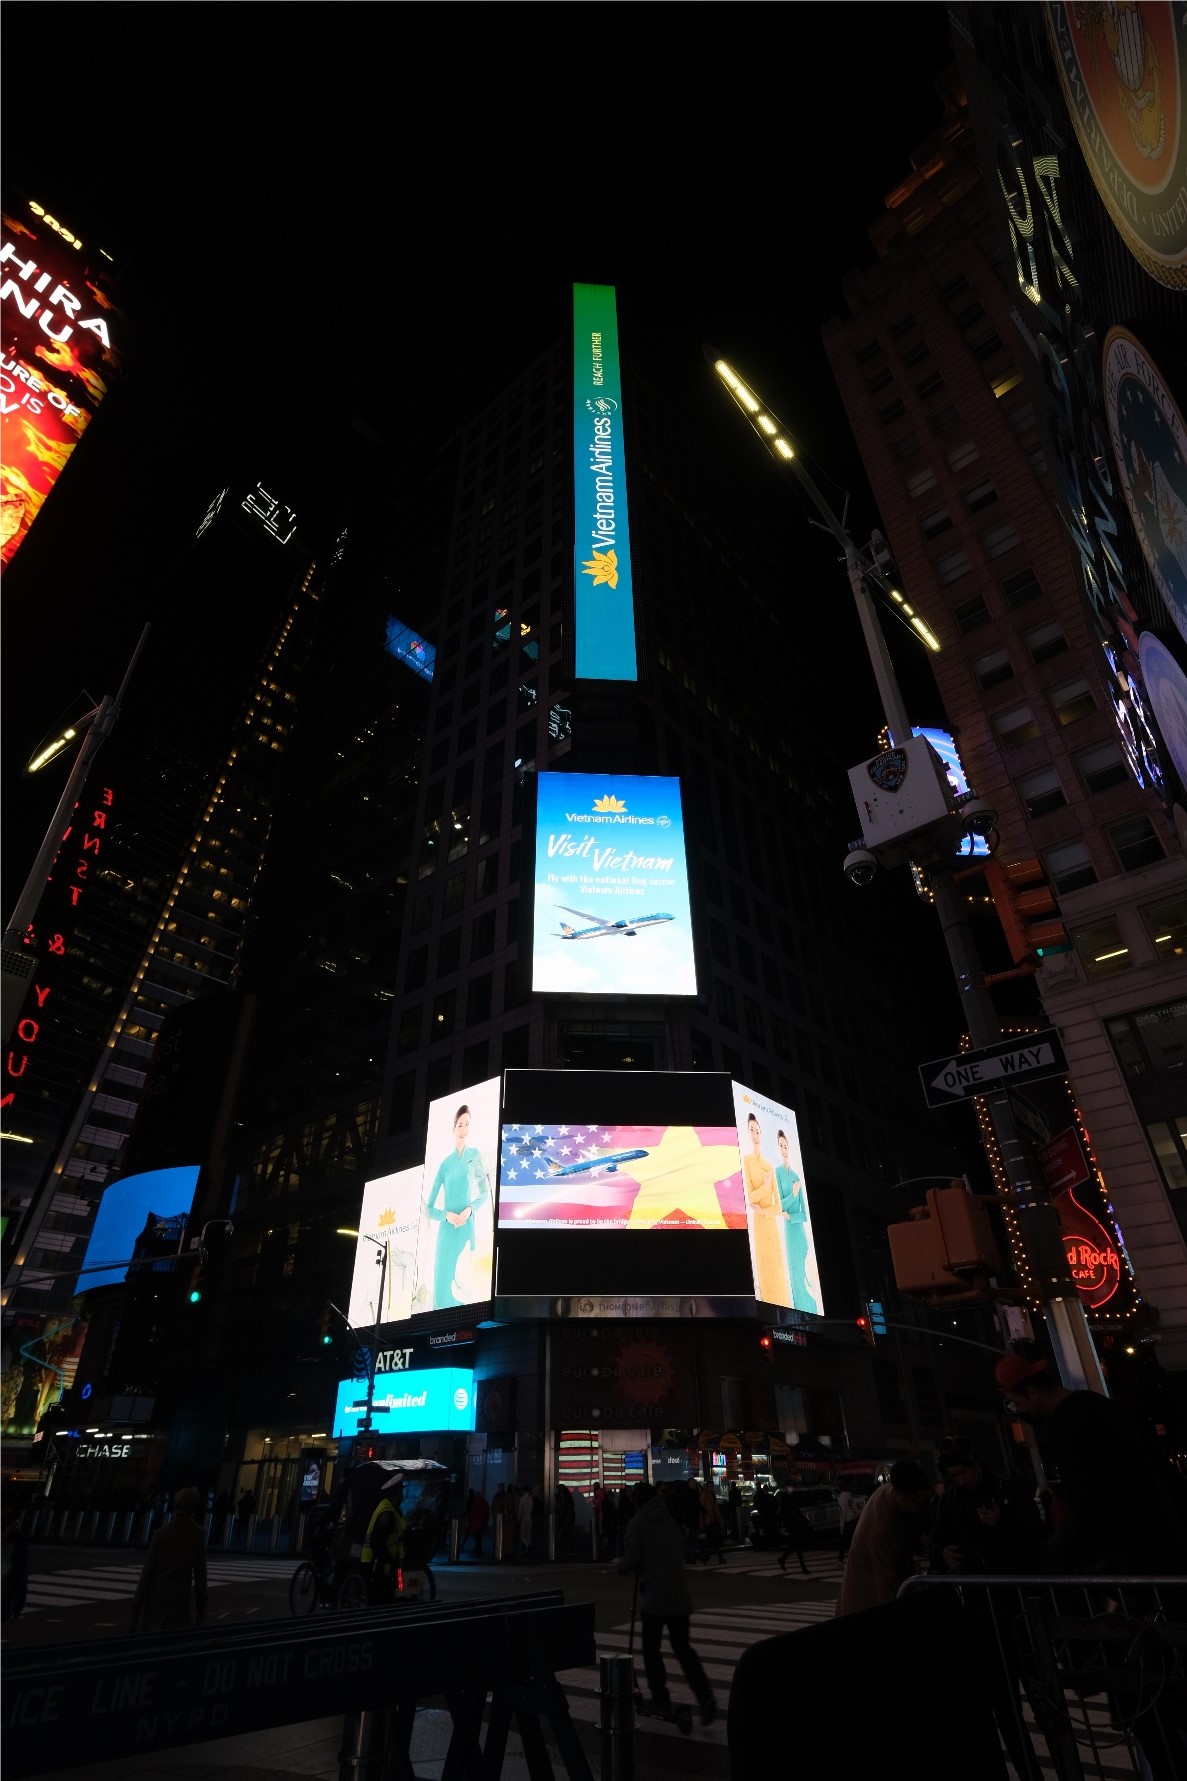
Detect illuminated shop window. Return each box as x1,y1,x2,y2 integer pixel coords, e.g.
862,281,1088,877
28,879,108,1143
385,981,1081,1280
1070,915,1131,979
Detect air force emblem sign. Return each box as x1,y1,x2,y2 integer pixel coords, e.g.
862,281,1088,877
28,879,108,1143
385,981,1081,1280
867,749,908,792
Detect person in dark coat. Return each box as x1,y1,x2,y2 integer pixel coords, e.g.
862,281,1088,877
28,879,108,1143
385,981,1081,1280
618,1481,717,1725
776,1485,811,1574
928,1438,1042,1578
835,1461,934,1617
130,1487,208,1631
994,1353,1187,1575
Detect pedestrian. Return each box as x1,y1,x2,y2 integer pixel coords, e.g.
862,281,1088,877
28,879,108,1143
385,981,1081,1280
1,1499,32,1623
360,1475,405,1604
617,1480,718,1726
502,1484,518,1560
130,1486,208,1632
994,1351,1187,1575
555,1482,576,1555
728,1478,743,1543
834,1459,934,1617
464,1487,490,1559
751,1482,779,1545
517,1482,534,1558
679,1477,702,1562
837,1486,863,1564
699,1480,727,1564
618,1485,637,1548
776,1484,811,1574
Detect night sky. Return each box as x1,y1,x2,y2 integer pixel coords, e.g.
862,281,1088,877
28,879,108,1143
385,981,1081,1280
3,3,960,912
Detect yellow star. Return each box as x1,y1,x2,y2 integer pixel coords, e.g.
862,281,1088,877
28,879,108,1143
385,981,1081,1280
625,1126,739,1229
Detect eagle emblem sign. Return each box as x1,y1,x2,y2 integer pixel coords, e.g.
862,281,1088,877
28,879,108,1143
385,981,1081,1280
867,749,908,792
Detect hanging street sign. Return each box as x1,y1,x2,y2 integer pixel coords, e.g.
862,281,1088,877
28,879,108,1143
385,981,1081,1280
919,1029,1068,1109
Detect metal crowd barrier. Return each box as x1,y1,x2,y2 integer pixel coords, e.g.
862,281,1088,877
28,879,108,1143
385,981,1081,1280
900,1573,1187,1781
4,1589,597,1781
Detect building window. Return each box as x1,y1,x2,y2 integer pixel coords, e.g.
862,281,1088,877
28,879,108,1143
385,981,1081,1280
1045,839,1098,893
866,368,894,394
941,272,970,300
972,331,1006,361
432,989,455,1036
921,505,953,539
1018,766,1066,818
963,479,999,513
953,594,992,635
1108,1003,1187,1082
954,299,986,328
902,341,929,367
856,339,881,365
973,645,1014,689
890,430,920,461
1147,1121,1187,1198
929,403,959,433
905,465,937,498
1001,568,1042,609
1048,676,1096,726
879,397,907,425
947,439,980,471
936,546,972,584
1007,401,1037,435
1075,740,1128,793
991,366,1025,399
1070,915,1132,979
1022,619,1068,664
889,313,916,338
1107,814,1164,873
915,371,946,399
1141,895,1187,961
993,702,1041,748
981,519,1021,558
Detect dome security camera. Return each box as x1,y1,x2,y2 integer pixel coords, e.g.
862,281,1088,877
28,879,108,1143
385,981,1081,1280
961,795,998,838
843,847,879,888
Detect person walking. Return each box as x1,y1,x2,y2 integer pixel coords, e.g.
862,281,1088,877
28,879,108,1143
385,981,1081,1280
618,1481,718,1726
836,1486,863,1564
130,1486,208,1632
516,1482,534,1559
776,1485,811,1574
699,1481,727,1565
834,1460,934,1617
463,1488,490,1559
679,1477,702,1562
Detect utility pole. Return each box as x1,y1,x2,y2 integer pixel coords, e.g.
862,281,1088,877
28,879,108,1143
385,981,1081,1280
708,354,1104,1394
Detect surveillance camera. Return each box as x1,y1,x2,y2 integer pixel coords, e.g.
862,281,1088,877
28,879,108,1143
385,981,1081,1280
843,847,878,888
961,795,998,837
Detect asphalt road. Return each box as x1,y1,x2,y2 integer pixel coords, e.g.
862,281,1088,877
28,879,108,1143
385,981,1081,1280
2,1537,843,1781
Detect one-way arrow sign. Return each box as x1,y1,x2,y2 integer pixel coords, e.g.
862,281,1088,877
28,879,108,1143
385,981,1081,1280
919,1028,1067,1108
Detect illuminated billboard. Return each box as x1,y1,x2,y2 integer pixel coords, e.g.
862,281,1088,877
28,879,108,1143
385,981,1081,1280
495,1070,752,1297
332,1366,475,1436
347,1076,499,1326
531,772,697,997
75,1165,200,1292
731,1082,823,1315
914,727,989,859
1,196,125,565
573,283,637,680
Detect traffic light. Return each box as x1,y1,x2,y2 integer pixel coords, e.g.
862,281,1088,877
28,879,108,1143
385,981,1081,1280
186,1264,204,1305
984,857,1070,965
855,1314,874,1348
866,1299,888,1338
319,1305,334,1347
758,1331,773,1363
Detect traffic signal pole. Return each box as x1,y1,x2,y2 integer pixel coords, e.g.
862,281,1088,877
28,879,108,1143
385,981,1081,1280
707,356,1104,1394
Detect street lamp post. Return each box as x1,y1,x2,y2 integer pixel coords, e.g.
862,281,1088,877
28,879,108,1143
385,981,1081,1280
708,354,1104,1394
336,1230,388,1437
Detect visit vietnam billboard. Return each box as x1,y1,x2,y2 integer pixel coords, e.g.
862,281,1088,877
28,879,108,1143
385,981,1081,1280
530,772,698,997
573,282,637,680
1,195,125,565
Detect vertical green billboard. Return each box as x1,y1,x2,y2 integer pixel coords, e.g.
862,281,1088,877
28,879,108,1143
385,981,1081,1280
572,283,638,680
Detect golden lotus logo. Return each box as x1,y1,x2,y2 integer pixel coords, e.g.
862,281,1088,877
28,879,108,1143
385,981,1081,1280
377,1208,395,1227
593,794,627,813
581,546,619,588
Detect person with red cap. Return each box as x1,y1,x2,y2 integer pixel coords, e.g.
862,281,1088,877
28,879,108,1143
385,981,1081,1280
994,1350,1187,1576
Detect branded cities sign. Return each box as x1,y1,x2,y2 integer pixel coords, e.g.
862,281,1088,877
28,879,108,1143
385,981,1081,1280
919,1030,1068,1108
531,772,697,996
572,283,637,680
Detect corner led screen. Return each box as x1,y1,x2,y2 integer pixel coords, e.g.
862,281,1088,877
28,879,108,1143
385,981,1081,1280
572,283,637,680
531,772,697,997
1,197,125,566
332,1367,475,1437
732,1082,823,1315
75,1165,200,1292
347,1076,499,1328
495,1070,750,1297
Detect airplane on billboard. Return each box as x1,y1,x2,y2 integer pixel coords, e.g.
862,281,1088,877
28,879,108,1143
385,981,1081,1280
544,1147,650,1177
555,906,674,939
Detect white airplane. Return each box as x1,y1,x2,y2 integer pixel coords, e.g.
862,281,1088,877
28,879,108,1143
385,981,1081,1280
555,906,674,939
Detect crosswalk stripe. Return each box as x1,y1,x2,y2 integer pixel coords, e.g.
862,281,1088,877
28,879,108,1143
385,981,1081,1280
21,1561,290,1611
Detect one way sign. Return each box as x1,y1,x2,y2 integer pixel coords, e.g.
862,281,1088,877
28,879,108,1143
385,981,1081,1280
919,1029,1068,1108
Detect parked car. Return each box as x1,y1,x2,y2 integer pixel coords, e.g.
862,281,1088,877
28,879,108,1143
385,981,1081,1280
748,1486,841,1548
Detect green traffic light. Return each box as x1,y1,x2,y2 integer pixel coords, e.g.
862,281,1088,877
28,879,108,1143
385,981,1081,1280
189,1288,202,1304
321,1333,333,1345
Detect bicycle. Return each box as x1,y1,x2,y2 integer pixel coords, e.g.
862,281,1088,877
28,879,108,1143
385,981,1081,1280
289,1526,438,1614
